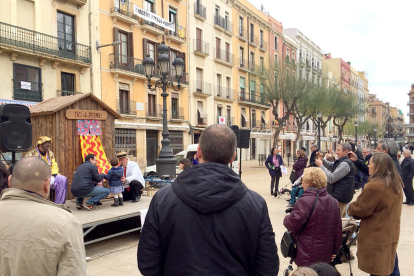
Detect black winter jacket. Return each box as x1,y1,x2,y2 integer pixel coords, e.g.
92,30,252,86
71,161,105,197
401,156,414,182
137,162,279,276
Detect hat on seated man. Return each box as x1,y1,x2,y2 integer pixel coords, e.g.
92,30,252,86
26,136,68,204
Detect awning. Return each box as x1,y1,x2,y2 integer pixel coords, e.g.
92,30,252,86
240,77,245,89
241,108,249,123
261,112,268,124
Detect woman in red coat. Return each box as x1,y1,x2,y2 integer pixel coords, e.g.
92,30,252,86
283,167,342,266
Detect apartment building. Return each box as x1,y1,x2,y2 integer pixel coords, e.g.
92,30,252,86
323,54,350,93
0,0,92,105
232,0,272,160
98,0,190,167
368,94,386,131
358,71,369,121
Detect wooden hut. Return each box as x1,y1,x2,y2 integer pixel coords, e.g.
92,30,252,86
29,93,121,199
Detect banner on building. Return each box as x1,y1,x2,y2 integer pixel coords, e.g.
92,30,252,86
0,99,38,108
218,116,226,124
133,5,176,32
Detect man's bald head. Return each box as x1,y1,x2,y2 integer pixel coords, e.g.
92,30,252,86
198,124,237,164
10,157,51,194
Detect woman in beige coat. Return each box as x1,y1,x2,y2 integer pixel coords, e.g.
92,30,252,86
348,152,403,276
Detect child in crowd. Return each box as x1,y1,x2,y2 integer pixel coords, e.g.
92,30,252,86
105,158,124,207
179,158,192,171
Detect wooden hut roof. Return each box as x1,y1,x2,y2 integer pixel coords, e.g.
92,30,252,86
30,93,122,119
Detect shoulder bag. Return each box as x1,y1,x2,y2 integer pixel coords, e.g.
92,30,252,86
281,190,320,258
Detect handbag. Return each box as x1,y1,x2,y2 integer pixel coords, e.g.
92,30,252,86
289,170,295,183
280,190,320,258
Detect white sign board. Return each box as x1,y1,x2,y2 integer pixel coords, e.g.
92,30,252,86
20,81,31,90
133,5,176,32
218,116,226,124
136,102,144,111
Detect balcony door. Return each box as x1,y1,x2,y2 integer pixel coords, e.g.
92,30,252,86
215,38,221,58
61,72,75,95
118,32,128,64
57,11,75,54
148,94,156,116
196,28,202,52
225,42,230,63
119,89,129,114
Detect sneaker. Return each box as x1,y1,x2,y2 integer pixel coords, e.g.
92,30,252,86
83,203,94,211
76,202,82,210
286,203,294,208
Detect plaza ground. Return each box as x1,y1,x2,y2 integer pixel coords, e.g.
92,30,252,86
85,160,414,276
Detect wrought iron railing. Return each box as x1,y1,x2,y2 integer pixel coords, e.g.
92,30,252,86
140,18,164,32
306,59,311,68
261,122,269,129
239,27,247,39
238,92,269,106
168,69,188,84
110,1,138,21
260,39,267,51
167,23,186,41
250,33,259,46
170,107,184,119
57,90,82,96
214,14,233,34
13,79,42,102
194,80,212,95
241,119,250,128
300,58,305,65
239,58,248,70
117,99,137,115
194,39,209,55
194,2,206,19
146,103,162,117
214,48,234,65
0,22,91,63
248,61,258,73
197,117,207,126
227,117,234,126
215,86,235,99
109,53,145,76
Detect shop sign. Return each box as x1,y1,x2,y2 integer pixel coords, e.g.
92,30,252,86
66,109,108,120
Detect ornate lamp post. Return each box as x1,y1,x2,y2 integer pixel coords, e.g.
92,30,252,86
354,121,358,148
317,111,322,150
142,41,185,177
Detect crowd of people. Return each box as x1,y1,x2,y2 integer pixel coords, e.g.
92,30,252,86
0,125,411,275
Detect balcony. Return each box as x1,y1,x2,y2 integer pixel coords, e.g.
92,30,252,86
214,48,234,67
117,99,137,116
408,101,414,105
193,39,209,57
214,15,233,35
259,39,267,52
13,80,42,102
167,69,189,85
194,3,206,21
110,2,138,27
68,0,87,5
109,53,146,79
146,104,163,118
306,60,311,70
238,92,270,107
259,122,270,130
226,117,234,126
0,22,91,67
193,81,212,97
238,58,249,72
238,27,247,42
57,90,82,96
240,120,250,129
197,117,207,126
215,86,235,101
166,24,186,45
249,34,259,48
286,56,296,67
170,107,184,120
299,58,305,67
312,66,317,73
140,18,164,39
317,68,322,75
248,61,259,75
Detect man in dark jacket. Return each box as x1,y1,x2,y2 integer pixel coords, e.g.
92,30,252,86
309,144,319,167
138,124,279,276
315,143,355,217
71,154,108,211
401,150,414,205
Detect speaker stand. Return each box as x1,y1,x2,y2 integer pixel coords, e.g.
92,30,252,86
239,147,242,178
12,152,16,165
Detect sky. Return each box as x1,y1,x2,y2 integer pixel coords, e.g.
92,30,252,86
250,0,414,123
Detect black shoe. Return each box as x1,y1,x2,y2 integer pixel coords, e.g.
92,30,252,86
403,201,408,204
408,202,414,206
76,202,82,210
274,191,279,197
132,196,141,203
271,192,274,195
119,197,124,206
96,201,102,206
111,198,119,207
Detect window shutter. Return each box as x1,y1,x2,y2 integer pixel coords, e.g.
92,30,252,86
179,52,186,72
113,27,119,64
127,32,134,67
143,38,148,58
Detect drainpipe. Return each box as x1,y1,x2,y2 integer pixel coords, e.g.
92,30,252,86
247,16,252,160
89,0,94,95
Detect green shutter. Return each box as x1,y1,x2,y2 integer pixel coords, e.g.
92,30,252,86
250,80,255,92
169,8,177,14
240,77,245,88
146,0,155,3
260,84,264,94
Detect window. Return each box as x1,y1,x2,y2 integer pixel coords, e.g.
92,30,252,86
144,0,154,12
227,107,231,125
250,23,254,42
57,11,75,54
119,89,129,114
13,64,42,101
250,80,256,95
216,37,221,58
260,30,263,47
171,97,179,118
239,17,243,36
260,57,264,72
371,107,376,114
116,129,136,157
225,42,230,62
216,74,222,96
169,131,183,155
215,6,219,15
148,94,156,116
146,41,155,60
240,47,244,67
217,105,222,117
240,77,245,95
119,31,128,63
274,54,278,67
226,77,231,98
252,110,256,127
241,108,247,127
224,12,229,30
196,68,203,92
196,28,202,51
61,72,75,93
169,7,177,25
274,36,278,50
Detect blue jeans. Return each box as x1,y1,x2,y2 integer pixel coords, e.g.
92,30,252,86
389,254,400,276
290,187,304,205
76,186,110,205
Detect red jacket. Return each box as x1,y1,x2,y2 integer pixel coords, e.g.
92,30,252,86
283,187,342,266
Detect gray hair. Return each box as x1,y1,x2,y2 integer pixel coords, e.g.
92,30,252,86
339,142,352,152
378,139,399,157
363,148,371,153
199,124,237,164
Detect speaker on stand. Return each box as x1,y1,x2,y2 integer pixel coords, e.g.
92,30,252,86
230,126,250,178
0,104,32,164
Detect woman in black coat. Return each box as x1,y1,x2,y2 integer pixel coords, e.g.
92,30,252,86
265,147,284,196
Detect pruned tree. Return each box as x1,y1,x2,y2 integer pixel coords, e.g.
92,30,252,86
332,92,358,143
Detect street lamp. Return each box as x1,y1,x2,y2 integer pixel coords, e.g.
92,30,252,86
142,41,185,177
317,111,322,150
354,121,358,148
374,127,377,149
96,40,122,50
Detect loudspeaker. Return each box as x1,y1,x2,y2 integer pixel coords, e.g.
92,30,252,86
0,104,32,152
229,125,240,148
239,129,250,149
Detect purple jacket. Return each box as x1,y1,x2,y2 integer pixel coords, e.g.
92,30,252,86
283,187,342,266
293,156,308,181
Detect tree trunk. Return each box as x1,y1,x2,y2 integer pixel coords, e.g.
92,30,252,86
273,127,281,148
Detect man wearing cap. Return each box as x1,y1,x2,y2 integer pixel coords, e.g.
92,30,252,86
117,152,145,203
26,136,68,204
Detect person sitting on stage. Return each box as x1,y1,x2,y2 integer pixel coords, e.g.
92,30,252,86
117,152,145,203
105,158,124,207
26,136,68,204
71,154,109,211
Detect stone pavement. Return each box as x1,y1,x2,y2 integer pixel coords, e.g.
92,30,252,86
86,160,414,276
